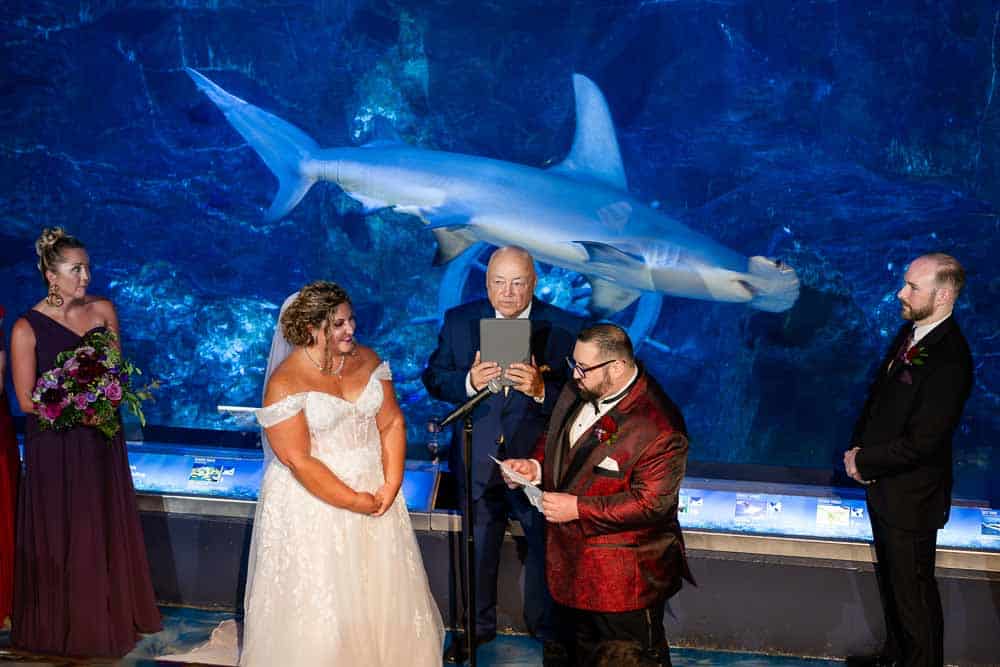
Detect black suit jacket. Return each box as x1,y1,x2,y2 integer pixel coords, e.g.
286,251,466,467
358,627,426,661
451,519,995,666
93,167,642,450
422,297,585,500
852,316,973,531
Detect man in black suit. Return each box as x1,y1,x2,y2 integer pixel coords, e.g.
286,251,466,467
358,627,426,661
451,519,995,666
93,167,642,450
423,246,585,662
844,253,973,667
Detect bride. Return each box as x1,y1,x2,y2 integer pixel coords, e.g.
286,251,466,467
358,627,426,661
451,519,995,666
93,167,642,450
166,281,443,665
244,280,444,665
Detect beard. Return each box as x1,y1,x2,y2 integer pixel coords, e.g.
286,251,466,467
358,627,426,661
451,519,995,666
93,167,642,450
901,299,934,322
575,373,612,404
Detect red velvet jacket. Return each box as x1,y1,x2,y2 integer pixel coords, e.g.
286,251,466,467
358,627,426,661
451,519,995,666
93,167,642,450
532,369,693,612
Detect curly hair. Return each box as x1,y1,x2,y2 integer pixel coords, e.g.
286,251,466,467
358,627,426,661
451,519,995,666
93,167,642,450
281,280,353,350
36,227,86,285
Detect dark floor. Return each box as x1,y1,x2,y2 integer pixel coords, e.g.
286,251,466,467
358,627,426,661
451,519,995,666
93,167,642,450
0,607,844,666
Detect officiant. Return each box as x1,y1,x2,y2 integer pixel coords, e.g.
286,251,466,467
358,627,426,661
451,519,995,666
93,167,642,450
422,246,584,662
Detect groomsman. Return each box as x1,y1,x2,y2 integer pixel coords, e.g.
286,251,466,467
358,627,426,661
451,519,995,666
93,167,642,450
844,253,973,667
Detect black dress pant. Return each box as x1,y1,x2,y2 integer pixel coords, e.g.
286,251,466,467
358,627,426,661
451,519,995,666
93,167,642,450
870,509,943,667
552,601,671,666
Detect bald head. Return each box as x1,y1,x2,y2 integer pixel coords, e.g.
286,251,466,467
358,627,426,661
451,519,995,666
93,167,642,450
897,253,965,325
486,246,537,318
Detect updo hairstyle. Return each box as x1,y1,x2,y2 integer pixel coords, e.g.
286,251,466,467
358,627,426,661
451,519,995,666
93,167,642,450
36,227,86,286
281,281,353,347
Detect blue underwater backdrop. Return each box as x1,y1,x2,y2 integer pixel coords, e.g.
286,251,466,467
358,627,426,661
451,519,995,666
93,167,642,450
1,1,997,501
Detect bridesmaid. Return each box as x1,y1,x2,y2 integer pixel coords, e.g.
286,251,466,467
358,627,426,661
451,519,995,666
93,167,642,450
8,228,160,657
0,305,19,628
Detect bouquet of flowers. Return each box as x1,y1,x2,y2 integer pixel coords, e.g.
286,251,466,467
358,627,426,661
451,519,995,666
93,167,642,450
31,329,157,439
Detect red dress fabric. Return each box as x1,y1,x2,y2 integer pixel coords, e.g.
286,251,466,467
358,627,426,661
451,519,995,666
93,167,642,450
0,305,19,622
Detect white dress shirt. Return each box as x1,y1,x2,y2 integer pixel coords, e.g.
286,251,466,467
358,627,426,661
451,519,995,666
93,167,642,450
910,312,952,348
568,366,639,446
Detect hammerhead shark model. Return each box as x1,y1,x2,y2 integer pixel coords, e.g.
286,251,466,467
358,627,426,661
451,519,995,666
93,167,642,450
187,68,799,315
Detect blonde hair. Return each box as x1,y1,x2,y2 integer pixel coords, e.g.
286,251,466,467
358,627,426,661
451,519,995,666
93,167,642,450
35,227,85,286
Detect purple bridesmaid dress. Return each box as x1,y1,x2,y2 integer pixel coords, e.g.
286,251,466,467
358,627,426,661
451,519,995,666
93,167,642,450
12,310,160,657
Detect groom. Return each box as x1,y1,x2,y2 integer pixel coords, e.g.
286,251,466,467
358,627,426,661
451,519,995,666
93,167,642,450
504,323,693,666
422,246,584,662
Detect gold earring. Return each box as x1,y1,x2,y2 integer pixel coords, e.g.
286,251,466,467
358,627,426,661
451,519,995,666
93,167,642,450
46,283,64,307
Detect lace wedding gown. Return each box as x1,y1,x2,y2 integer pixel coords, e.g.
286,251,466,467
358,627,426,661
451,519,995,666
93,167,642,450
163,362,443,666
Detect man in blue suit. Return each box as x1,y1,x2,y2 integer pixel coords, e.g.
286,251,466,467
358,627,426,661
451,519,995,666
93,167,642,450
423,246,584,663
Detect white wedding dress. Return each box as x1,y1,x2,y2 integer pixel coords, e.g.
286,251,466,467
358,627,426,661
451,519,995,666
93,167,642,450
243,361,443,666
161,361,443,666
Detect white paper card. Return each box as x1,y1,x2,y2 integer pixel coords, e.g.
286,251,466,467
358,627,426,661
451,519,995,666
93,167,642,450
491,455,543,511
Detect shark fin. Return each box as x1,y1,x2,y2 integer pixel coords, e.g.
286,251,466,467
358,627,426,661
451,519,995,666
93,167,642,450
576,241,645,266
186,68,318,221
420,202,475,230
347,192,391,212
548,74,628,192
361,116,406,148
587,277,641,316
431,227,477,265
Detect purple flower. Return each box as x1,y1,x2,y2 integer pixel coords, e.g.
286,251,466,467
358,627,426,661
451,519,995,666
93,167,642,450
73,394,89,409
40,387,67,406
105,382,123,403
85,391,98,403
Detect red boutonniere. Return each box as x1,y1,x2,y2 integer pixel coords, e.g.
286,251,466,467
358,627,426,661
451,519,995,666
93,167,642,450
593,414,620,446
903,345,928,367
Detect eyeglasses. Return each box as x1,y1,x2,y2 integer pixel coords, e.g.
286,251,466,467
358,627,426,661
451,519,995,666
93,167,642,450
565,356,618,378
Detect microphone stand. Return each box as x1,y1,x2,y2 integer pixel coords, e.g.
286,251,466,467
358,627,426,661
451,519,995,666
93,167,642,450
439,384,497,667
437,366,548,666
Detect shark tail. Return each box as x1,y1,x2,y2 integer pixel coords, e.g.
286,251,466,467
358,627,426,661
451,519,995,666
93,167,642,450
744,256,800,312
186,68,319,221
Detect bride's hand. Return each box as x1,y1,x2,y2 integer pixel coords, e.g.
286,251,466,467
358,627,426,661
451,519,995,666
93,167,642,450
352,491,380,515
372,482,401,517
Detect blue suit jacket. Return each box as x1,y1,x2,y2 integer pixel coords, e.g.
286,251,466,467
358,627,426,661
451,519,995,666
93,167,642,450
422,298,585,500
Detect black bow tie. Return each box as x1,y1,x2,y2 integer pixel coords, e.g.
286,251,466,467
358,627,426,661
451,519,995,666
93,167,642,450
589,383,634,413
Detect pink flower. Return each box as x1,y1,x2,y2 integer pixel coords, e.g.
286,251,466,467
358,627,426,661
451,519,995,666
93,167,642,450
40,403,64,420
73,394,89,409
104,382,123,403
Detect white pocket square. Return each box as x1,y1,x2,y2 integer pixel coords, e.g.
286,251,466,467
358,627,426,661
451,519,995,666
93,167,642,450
597,456,619,472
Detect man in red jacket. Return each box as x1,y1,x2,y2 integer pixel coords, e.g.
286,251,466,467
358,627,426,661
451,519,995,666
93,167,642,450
504,323,693,666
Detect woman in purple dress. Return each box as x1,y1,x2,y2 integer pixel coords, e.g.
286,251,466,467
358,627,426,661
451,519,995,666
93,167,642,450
8,228,160,657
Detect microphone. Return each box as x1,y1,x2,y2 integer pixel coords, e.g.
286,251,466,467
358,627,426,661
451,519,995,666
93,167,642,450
439,379,502,429
439,364,551,429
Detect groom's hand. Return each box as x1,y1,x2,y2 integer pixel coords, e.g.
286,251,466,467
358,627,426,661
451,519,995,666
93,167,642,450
501,458,540,488
542,492,579,523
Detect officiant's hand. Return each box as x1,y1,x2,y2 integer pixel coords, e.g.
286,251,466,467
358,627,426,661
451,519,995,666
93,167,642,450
506,356,543,399
372,482,400,516
470,351,502,392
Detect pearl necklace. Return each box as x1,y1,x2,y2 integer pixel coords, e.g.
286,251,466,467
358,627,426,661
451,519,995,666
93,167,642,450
303,346,347,377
